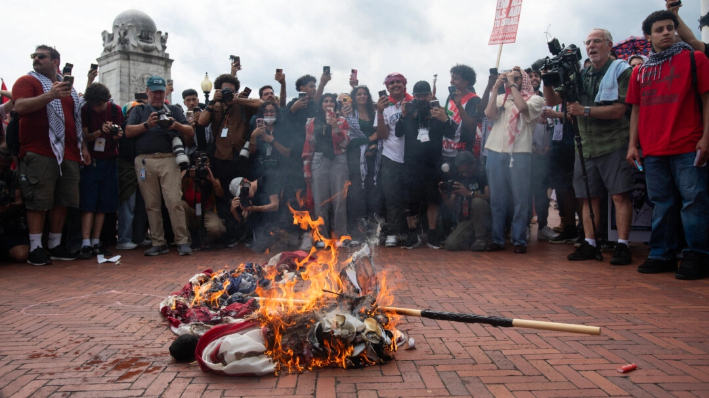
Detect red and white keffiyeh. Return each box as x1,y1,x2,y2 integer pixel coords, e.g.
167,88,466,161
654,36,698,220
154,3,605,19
501,67,535,153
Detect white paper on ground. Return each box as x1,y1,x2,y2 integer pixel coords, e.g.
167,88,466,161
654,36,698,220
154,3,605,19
97,254,122,264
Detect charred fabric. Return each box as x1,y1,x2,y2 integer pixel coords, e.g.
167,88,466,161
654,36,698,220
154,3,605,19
159,246,410,376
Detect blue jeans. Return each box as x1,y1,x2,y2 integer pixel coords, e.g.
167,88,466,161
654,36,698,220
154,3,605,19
644,152,709,260
486,151,531,246
117,191,136,244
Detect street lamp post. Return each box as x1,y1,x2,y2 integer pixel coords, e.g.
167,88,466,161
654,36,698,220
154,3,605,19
201,72,213,103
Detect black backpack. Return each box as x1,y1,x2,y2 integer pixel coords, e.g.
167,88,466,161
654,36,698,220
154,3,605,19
5,111,20,157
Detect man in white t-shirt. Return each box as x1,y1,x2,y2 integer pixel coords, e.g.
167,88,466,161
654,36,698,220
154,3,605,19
375,72,413,247
483,67,545,254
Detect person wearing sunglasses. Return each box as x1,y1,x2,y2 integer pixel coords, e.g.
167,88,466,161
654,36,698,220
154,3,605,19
12,45,91,266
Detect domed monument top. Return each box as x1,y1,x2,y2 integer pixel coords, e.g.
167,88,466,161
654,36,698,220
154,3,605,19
101,9,168,55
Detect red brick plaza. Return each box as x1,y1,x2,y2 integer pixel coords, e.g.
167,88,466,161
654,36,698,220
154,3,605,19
1,231,708,398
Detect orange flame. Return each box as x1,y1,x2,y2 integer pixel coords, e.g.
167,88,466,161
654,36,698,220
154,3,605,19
252,205,397,374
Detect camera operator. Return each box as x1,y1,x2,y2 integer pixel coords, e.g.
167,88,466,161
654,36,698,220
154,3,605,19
125,75,194,256
181,152,225,248
395,81,456,249
182,89,211,153
439,151,491,252
0,146,29,263
484,67,545,254
228,172,284,253
77,83,123,259
198,74,262,190
543,29,635,265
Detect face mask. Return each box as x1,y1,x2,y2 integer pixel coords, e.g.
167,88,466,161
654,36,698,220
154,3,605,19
264,116,277,125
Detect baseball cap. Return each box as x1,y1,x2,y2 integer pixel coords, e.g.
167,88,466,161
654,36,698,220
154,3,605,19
412,81,431,95
146,75,166,92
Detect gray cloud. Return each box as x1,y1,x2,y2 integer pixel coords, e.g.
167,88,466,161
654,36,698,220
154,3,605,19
1,0,702,106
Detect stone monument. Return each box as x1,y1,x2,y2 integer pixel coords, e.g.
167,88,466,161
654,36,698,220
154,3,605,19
97,10,173,105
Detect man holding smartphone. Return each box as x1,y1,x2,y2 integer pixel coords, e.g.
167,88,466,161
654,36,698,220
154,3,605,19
12,45,91,265
626,10,709,280
376,72,413,247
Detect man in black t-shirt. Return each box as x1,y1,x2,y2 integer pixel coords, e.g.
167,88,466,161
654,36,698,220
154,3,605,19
440,151,491,252
228,170,284,252
396,81,457,249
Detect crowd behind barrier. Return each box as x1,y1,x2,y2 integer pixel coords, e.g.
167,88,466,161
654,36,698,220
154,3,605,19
0,3,707,280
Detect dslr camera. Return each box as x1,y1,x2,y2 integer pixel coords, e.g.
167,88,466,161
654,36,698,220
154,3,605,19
440,180,456,194
220,87,234,103
236,181,251,213
406,99,431,118
195,151,210,180
109,124,121,136
157,105,173,129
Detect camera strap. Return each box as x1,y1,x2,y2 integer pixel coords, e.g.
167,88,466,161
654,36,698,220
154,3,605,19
690,49,703,113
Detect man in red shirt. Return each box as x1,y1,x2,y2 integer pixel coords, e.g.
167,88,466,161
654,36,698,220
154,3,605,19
627,10,709,280
12,45,90,266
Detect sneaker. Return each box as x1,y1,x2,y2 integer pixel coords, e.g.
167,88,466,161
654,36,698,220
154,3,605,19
675,252,708,280
567,241,601,261
610,243,631,265
48,246,79,261
299,233,313,251
487,242,504,252
638,258,677,274
115,242,137,250
144,244,169,256
138,239,153,247
403,233,422,250
549,230,579,244
514,244,527,254
385,235,398,247
92,242,112,257
27,247,52,266
426,232,442,250
471,240,487,252
177,243,193,256
537,226,559,241
77,246,94,260
222,238,238,248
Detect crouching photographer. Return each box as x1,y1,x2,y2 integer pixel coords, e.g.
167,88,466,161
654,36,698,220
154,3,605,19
439,151,491,252
125,75,194,256
228,170,285,253
181,152,225,249
0,147,29,263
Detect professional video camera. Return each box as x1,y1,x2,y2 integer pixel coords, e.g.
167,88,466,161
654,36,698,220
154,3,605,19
537,38,583,92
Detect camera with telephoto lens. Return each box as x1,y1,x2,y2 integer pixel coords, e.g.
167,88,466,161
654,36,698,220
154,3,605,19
440,180,456,193
220,87,234,103
538,38,582,89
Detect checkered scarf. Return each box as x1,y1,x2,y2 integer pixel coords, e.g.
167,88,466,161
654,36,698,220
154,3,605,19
344,109,382,188
501,68,534,152
636,41,694,83
28,71,84,165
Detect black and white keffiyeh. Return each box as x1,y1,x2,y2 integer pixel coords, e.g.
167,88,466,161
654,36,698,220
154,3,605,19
636,41,694,83
344,110,382,188
28,71,84,165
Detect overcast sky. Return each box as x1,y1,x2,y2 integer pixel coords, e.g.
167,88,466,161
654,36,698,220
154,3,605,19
1,0,703,105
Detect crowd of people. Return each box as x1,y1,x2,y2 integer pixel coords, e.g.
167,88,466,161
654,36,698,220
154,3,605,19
0,3,707,279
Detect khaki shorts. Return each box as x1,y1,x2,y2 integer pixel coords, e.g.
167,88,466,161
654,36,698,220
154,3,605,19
573,145,635,198
20,151,80,210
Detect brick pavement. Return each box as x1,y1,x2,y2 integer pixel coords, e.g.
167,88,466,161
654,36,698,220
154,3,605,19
1,225,708,397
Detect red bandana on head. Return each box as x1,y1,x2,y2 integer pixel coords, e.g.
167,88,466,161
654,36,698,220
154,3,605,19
502,67,535,150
